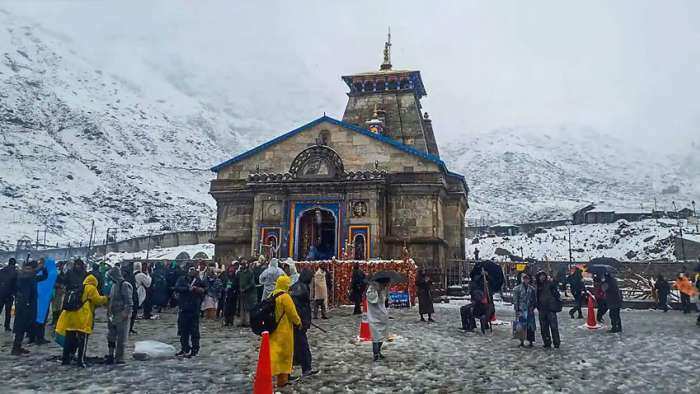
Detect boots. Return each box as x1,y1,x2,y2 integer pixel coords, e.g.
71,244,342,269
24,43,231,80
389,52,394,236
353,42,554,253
105,341,116,364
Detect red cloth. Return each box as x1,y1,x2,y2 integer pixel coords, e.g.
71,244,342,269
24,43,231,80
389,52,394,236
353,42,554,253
294,260,417,306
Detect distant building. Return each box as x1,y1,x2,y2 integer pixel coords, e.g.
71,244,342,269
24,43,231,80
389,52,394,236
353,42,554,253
489,223,520,236
572,204,652,224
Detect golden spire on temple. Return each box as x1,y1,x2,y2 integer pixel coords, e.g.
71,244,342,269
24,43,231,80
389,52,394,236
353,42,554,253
380,26,392,71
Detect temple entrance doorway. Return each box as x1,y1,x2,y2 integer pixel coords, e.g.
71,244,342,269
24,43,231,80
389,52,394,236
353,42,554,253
296,208,337,260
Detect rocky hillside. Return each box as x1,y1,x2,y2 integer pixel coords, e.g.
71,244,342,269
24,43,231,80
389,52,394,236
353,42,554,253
468,219,695,262
0,11,245,250
1,9,698,252
441,127,700,224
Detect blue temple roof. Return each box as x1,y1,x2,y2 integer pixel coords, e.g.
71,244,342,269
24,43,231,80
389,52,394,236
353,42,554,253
210,115,466,190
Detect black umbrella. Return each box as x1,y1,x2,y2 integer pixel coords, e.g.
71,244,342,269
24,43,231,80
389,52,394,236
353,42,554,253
586,264,618,276
370,270,407,284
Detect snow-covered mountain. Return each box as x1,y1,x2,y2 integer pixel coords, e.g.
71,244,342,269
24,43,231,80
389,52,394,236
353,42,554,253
443,126,700,225
1,9,698,252
0,11,243,250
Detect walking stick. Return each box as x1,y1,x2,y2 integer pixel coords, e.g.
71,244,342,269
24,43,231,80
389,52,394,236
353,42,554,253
310,321,328,333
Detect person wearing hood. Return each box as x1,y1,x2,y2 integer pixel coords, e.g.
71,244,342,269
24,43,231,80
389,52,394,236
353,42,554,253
150,262,169,313
312,266,328,319
132,261,152,324
349,262,366,315
0,257,18,332
11,260,48,355
104,266,133,364
269,275,302,388
259,258,284,300
367,277,390,361
290,269,318,377
602,271,623,333
55,273,108,367
89,263,104,295
566,267,585,319
174,266,207,357
654,274,671,312
237,260,256,327
535,271,562,349
286,258,299,286
416,267,435,322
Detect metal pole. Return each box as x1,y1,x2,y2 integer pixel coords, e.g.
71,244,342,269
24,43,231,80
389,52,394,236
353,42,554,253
568,226,573,263
87,220,95,261
672,201,685,261
145,232,153,260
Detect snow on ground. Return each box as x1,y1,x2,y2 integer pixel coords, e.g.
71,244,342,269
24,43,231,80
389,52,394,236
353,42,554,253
103,243,214,265
2,303,698,393
469,219,698,262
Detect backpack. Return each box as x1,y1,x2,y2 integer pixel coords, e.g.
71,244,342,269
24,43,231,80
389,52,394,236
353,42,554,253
62,285,85,311
250,292,286,336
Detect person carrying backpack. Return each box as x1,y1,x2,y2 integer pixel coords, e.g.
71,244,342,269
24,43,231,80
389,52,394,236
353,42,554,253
174,266,207,357
269,275,301,388
11,260,47,355
104,266,133,364
55,273,108,367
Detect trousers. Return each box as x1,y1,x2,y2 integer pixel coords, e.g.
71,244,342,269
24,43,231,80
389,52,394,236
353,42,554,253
538,311,560,347
293,326,312,373
313,299,327,318
108,317,130,362
0,295,13,329
178,311,200,353
62,331,88,365
609,307,622,332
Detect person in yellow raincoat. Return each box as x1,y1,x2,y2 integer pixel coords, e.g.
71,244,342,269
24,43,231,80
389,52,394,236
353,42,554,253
269,275,301,387
56,273,108,367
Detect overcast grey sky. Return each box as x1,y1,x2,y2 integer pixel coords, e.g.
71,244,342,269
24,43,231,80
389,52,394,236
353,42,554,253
5,0,700,150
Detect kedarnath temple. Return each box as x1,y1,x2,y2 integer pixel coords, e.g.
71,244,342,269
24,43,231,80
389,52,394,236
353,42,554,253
209,34,468,267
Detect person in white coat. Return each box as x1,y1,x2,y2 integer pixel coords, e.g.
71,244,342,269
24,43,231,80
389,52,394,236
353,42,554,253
133,262,152,314
259,258,284,300
366,278,390,362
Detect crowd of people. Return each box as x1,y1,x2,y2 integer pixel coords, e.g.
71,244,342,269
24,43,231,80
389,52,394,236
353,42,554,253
1,254,699,389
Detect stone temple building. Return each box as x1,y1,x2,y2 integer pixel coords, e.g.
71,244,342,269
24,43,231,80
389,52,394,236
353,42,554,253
209,35,468,267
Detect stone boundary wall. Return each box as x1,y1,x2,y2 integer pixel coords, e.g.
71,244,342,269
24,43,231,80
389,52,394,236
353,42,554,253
0,230,216,262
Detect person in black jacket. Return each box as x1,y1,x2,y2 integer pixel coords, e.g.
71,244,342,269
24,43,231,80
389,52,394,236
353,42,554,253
535,271,561,349
567,267,584,319
416,267,435,322
174,265,207,357
291,269,318,377
654,274,671,312
11,260,48,355
222,263,239,326
349,263,366,315
0,258,18,331
602,272,623,333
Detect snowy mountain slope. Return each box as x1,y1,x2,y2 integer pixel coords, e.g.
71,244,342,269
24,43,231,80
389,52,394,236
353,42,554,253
1,9,698,253
468,219,694,262
0,12,249,250
441,126,700,224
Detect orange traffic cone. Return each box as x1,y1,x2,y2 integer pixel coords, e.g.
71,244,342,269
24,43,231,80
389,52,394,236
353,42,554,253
253,331,273,394
585,292,601,329
358,297,372,341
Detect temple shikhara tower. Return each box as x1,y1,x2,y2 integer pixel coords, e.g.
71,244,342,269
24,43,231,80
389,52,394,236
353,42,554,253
209,33,468,267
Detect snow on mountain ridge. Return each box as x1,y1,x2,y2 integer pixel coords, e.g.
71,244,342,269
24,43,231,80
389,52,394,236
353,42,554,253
440,125,700,224
1,10,698,252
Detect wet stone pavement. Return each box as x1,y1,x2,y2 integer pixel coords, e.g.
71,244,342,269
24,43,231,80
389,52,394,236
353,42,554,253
2,303,699,393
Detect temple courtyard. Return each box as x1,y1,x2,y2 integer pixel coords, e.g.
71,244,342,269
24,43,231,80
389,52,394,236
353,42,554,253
2,303,698,393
